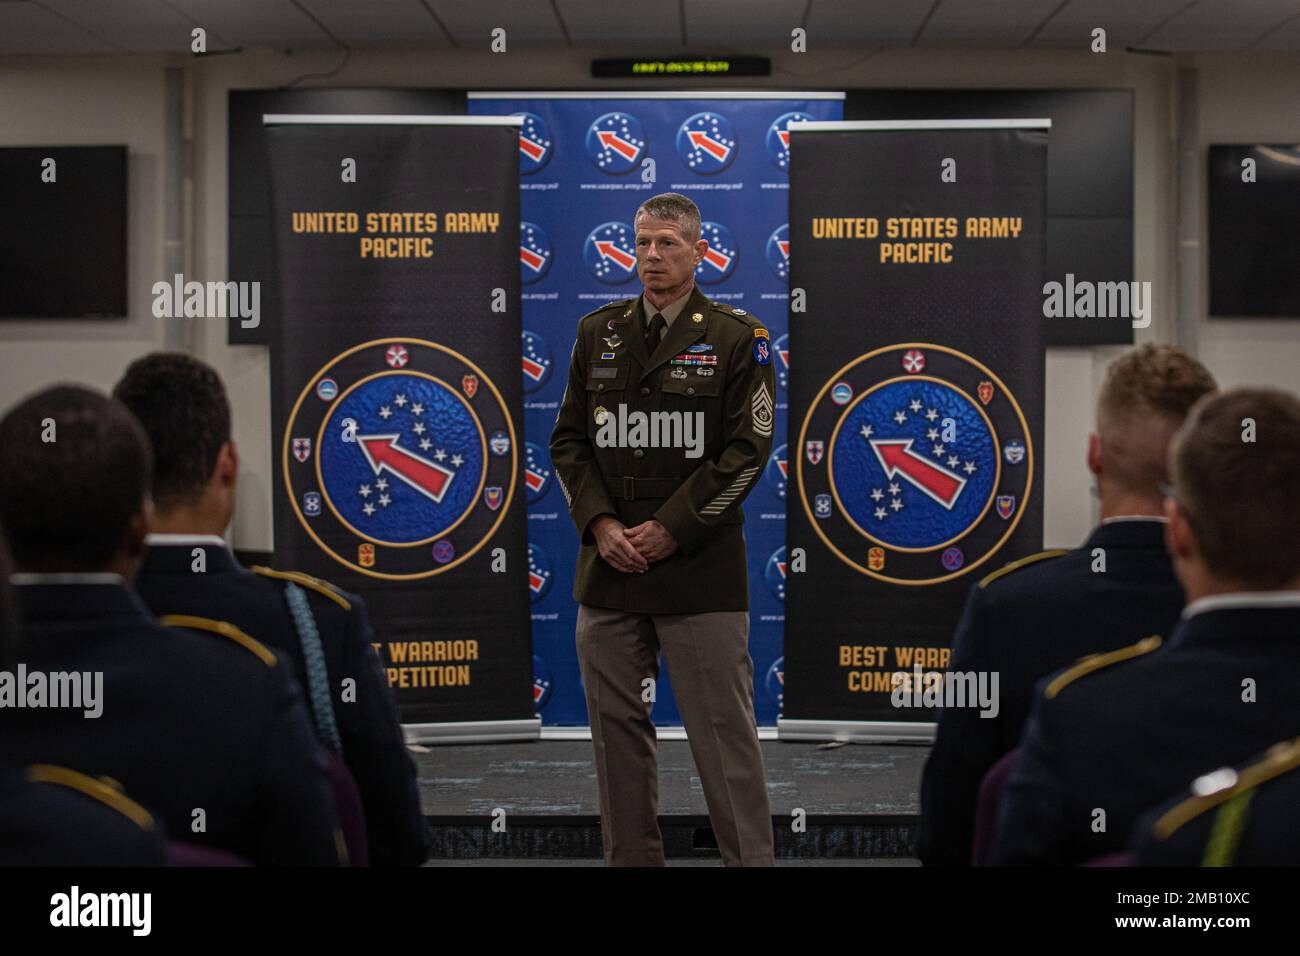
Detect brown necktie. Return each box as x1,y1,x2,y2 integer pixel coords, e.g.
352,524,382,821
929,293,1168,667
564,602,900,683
644,312,666,354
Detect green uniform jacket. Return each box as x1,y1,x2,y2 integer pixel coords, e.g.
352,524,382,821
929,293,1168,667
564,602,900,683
549,284,775,614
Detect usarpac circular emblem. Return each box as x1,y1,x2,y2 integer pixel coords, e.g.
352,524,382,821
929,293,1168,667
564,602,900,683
796,343,1032,586
283,338,517,580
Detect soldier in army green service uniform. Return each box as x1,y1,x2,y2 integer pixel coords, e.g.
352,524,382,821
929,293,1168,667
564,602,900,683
550,193,776,866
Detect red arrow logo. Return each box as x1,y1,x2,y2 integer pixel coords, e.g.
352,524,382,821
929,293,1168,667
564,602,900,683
687,129,731,161
593,240,636,271
522,356,547,381
596,129,640,161
519,134,547,162
701,246,733,272
869,438,966,510
520,244,547,272
358,435,455,504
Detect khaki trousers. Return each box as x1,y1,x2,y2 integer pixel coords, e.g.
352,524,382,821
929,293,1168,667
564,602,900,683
575,604,775,866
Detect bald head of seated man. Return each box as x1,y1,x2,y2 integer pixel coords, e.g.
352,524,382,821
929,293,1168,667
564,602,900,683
0,385,342,866
993,387,1300,866
919,344,1216,866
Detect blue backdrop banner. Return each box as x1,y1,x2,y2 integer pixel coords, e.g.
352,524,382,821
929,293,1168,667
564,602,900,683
468,92,844,726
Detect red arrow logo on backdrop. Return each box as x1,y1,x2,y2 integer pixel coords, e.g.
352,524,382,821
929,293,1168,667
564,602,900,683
869,438,967,510
358,435,455,504
519,134,546,162
687,129,731,161
593,240,636,271
596,129,640,160
702,247,733,272
520,244,547,272
522,355,547,381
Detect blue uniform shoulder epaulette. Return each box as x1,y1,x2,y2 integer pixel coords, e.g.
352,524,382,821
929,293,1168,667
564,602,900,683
162,613,279,667
978,548,1069,589
1044,635,1162,699
26,764,156,830
1154,738,1294,848
251,566,352,612
1152,737,1300,840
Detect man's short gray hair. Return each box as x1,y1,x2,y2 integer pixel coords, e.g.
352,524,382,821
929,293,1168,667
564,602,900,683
634,192,702,242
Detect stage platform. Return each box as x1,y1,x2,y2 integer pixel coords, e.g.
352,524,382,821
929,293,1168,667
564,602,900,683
416,739,927,863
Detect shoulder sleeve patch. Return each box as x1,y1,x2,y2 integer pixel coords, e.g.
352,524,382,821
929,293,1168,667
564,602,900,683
1044,635,1162,700
251,566,352,612
1152,737,1300,841
162,613,278,668
979,548,1069,589
25,764,156,831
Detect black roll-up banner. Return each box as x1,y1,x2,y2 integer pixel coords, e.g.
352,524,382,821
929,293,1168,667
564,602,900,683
785,120,1048,732
265,116,532,729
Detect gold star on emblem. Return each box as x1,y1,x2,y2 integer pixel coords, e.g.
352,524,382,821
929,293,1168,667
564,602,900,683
691,312,703,324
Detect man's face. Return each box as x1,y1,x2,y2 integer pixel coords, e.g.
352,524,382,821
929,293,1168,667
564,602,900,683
635,216,706,293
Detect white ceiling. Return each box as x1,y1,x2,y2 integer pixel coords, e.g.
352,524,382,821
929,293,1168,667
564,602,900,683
2,0,1298,55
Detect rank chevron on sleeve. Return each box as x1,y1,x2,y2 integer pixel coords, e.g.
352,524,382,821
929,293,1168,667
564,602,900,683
752,382,774,438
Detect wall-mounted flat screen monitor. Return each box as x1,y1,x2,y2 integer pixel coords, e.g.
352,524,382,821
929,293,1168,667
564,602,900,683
0,145,128,319
1209,144,1300,317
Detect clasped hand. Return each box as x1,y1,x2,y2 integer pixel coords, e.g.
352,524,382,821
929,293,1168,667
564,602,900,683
591,515,678,573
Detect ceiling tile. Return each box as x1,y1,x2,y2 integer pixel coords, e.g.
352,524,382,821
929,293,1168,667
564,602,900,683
1142,0,1300,51
807,0,935,44
557,0,679,46
1029,0,1193,50
685,0,803,46
921,0,1067,46
169,0,334,49
0,1,114,54
41,0,201,52
429,0,566,47
299,0,451,46
1253,11,1300,51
